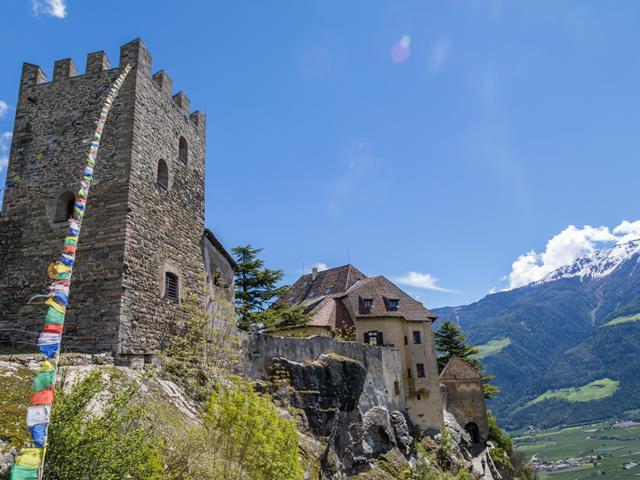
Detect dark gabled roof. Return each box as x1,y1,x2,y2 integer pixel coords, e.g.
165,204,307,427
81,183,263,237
439,355,482,381
279,264,367,306
203,228,238,270
341,276,437,322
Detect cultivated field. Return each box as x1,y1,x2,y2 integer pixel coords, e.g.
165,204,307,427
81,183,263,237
514,422,640,480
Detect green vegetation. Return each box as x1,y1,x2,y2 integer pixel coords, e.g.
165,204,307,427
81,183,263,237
44,370,163,480
528,379,620,406
604,313,640,327
0,363,32,452
488,411,535,480
233,245,310,332
514,421,640,480
474,338,512,359
434,320,500,399
164,377,303,480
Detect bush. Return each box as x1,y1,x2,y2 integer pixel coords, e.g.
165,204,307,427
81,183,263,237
43,370,163,480
163,376,304,480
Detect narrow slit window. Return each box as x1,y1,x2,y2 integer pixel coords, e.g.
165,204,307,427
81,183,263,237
416,363,426,378
54,191,76,223
178,136,188,164
164,272,179,301
157,159,169,189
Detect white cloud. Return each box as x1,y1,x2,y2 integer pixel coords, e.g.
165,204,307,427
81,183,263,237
612,220,640,244
311,263,328,272
0,132,12,172
505,221,640,289
428,38,451,75
0,101,8,119
32,0,67,18
394,271,457,293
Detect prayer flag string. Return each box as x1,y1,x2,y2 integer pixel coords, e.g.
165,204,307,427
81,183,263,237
9,64,131,480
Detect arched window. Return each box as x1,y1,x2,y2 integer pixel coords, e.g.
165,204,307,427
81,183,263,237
178,136,188,164
157,159,169,190
164,272,179,302
54,191,75,223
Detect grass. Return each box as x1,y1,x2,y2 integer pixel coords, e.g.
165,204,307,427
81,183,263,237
0,362,34,450
527,378,619,406
514,421,640,480
474,337,511,359
604,313,640,327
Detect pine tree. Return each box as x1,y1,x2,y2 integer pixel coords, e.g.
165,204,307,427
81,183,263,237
435,320,500,399
232,245,309,332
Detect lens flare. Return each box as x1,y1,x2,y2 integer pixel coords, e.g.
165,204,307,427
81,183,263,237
391,35,411,63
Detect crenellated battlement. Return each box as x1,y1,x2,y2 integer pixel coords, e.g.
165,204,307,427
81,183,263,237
19,38,205,132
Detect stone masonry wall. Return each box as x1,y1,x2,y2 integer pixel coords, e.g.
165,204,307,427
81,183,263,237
0,53,135,352
116,41,206,354
0,39,207,356
242,333,406,413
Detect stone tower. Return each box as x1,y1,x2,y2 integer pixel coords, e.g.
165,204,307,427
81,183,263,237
440,355,489,445
0,39,206,362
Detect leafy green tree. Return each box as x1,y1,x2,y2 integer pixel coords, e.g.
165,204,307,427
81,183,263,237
434,320,500,399
44,370,163,480
232,245,309,332
163,377,304,480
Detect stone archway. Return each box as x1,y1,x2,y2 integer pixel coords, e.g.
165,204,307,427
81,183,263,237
465,422,481,444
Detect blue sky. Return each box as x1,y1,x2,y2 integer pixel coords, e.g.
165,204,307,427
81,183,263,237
1,1,640,308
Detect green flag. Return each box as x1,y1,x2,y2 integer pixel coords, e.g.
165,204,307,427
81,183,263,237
10,464,39,480
32,370,55,393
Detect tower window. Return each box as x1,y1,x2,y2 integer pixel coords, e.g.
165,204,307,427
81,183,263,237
413,331,422,344
164,272,179,301
416,363,425,378
178,136,188,164
407,367,412,379
157,159,169,189
54,191,76,223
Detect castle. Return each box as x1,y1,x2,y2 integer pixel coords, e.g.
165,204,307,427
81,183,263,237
0,39,235,365
0,39,488,442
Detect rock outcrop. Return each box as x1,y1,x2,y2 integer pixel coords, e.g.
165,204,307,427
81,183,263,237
265,353,413,479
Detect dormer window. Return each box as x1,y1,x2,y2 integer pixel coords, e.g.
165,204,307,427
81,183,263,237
325,288,333,294
360,298,373,314
386,298,400,311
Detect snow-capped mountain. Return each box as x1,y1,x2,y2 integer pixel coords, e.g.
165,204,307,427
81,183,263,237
536,239,640,285
434,239,640,429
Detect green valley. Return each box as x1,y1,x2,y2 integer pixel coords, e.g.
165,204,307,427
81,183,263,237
605,313,640,327
527,379,620,407
514,421,640,480
474,337,511,359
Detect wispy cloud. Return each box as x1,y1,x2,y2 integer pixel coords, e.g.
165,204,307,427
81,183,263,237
504,221,640,289
32,0,67,18
0,101,9,119
428,37,451,75
0,132,13,172
309,262,328,272
394,271,457,293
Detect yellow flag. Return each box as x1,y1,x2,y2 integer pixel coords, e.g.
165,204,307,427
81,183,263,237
46,298,65,314
15,448,42,467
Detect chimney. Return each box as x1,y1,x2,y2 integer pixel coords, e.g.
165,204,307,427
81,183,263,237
311,266,319,281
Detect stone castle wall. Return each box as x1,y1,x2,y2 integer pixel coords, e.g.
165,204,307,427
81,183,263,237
242,333,406,413
0,39,206,356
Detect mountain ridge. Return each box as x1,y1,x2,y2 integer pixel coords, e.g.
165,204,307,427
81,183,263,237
434,240,640,429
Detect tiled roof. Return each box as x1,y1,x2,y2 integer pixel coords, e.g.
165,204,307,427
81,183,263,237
279,264,367,306
439,356,482,381
341,276,437,322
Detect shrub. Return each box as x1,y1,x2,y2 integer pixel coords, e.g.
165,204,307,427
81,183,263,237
163,376,304,480
43,370,163,480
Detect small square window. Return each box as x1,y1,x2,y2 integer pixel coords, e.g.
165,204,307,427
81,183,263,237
416,363,425,378
325,287,333,294
416,393,421,400
413,331,422,344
